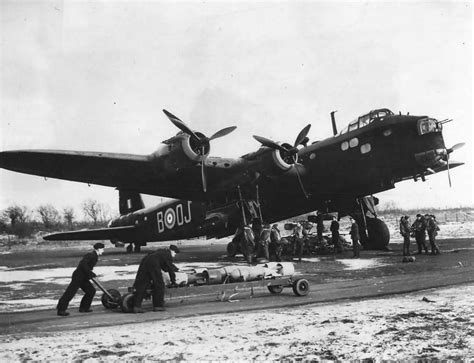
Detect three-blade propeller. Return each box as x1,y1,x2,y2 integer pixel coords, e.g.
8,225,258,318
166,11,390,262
253,124,311,198
163,109,237,193
445,142,465,187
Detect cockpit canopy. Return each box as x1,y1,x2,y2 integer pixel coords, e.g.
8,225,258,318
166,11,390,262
339,108,394,135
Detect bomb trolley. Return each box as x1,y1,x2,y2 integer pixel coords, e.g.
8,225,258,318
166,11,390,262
91,277,122,309
99,275,310,313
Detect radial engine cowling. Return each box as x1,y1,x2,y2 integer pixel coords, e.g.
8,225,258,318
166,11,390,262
151,132,210,170
254,142,299,176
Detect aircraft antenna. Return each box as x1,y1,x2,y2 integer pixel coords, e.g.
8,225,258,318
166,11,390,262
330,111,338,136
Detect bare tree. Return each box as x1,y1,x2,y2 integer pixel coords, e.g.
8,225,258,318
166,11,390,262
82,199,110,225
37,204,60,229
2,205,31,237
3,205,29,227
63,207,75,229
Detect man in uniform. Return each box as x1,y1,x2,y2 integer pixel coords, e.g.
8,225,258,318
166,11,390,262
132,245,180,313
426,214,441,255
258,223,271,261
292,221,304,261
57,242,105,316
330,216,341,253
399,215,411,256
411,214,428,254
270,224,283,262
349,217,360,258
316,212,324,242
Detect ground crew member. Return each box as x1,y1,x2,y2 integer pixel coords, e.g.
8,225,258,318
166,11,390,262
132,245,180,313
349,217,360,258
426,214,441,255
399,215,411,256
292,221,304,261
330,216,341,253
316,212,324,242
302,221,313,254
258,223,271,261
411,214,428,254
242,224,256,264
270,224,283,262
57,242,105,316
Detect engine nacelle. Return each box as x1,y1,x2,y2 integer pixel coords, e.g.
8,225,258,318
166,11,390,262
250,143,297,176
150,132,210,170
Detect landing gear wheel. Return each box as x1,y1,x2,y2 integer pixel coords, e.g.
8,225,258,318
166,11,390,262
366,218,390,250
126,244,133,253
227,242,238,257
292,278,309,296
267,285,283,294
121,293,134,313
134,244,141,253
101,289,122,309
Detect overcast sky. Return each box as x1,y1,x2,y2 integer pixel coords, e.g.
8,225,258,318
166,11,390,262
1,0,472,218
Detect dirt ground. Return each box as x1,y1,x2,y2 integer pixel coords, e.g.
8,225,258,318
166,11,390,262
0,284,472,361
0,223,473,360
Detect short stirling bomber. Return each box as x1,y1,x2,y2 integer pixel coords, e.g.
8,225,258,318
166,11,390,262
0,108,463,253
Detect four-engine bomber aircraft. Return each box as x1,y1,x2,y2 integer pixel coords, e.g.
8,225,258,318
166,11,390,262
0,108,464,253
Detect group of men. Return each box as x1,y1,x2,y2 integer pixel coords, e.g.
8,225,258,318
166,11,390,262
56,243,180,316
399,214,440,256
233,219,286,263
330,215,361,258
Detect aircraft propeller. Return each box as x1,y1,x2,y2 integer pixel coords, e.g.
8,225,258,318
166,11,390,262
444,142,465,187
253,124,311,198
163,109,237,193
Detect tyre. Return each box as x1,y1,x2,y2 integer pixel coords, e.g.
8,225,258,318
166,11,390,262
101,289,122,309
292,278,309,296
121,293,134,313
267,285,283,294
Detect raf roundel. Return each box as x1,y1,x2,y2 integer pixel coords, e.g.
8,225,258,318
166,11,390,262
164,208,176,229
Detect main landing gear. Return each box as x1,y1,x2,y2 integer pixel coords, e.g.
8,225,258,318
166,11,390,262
353,196,390,250
126,243,141,253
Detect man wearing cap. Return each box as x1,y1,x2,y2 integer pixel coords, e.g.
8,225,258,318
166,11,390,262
132,245,180,313
57,242,105,316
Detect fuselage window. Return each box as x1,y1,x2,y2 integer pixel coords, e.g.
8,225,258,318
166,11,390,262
349,138,359,148
383,129,392,136
360,143,371,154
358,115,371,128
310,153,316,159
348,122,358,132
341,141,349,151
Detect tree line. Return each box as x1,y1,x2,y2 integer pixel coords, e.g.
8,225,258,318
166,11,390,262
0,199,115,238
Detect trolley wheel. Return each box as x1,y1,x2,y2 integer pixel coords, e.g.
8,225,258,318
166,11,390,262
121,293,134,313
267,285,284,294
227,242,238,257
292,278,310,296
101,289,122,309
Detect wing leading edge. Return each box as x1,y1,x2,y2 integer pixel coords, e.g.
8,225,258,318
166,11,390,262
44,225,137,241
0,149,153,190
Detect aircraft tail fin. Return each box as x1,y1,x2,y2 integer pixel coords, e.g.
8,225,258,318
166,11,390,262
119,190,145,215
